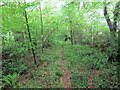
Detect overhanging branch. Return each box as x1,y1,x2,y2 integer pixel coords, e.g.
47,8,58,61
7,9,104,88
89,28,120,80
43,20,67,44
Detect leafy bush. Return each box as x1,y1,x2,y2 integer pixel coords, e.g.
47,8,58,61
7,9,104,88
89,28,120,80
71,73,88,88
63,44,118,88
3,44,27,58
2,73,20,88
2,58,27,75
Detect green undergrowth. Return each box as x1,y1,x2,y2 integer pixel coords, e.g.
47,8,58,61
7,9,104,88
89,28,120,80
17,46,64,88
63,44,119,88
2,44,119,88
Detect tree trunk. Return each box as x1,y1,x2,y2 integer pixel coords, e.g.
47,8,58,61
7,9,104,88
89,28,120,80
116,21,120,62
69,21,74,45
13,32,24,42
104,2,120,62
24,0,37,64
70,29,74,45
39,2,44,53
116,2,120,62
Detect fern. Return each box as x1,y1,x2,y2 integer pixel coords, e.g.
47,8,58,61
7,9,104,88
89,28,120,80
2,73,19,88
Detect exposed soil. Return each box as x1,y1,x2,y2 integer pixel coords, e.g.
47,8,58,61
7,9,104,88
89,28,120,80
59,48,100,88
59,48,72,88
87,70,100,88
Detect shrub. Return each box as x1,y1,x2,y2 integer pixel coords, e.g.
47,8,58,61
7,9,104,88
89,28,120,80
2,73,20,88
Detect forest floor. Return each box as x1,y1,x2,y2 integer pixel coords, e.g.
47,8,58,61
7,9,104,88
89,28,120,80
59,47,100,88
60,48,72,88
16,44,118,88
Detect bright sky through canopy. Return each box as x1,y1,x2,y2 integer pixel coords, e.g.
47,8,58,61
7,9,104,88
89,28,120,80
1,0,119,2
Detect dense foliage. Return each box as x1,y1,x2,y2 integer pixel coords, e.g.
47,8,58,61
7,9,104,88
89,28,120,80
1,0,120,89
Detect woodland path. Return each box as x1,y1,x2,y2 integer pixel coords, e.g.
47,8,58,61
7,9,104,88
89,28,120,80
59,47,100,88
18,46,100,88
59,48,72,88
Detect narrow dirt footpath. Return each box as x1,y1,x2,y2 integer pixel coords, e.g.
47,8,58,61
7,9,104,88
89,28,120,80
59,48,72,88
